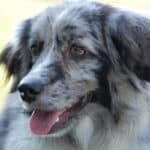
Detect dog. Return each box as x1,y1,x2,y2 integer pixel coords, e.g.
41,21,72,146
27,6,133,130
0,0,150,150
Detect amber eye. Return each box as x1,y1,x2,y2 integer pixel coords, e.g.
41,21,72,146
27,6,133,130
69,47,86,57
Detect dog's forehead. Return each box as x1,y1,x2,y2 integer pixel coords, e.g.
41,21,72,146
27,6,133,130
31,2,99,41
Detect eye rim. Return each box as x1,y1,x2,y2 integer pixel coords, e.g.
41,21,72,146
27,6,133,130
68,46,87,57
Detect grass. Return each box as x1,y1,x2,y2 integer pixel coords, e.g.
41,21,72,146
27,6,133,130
0,0,150,110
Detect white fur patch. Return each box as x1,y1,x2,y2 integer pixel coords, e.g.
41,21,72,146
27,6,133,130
72,116,94,150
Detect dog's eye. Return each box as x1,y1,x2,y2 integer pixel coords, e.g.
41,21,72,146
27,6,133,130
30,42,43,57
69,47,86,57
30,45,39,56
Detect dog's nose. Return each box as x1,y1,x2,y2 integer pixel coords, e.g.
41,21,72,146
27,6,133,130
18,79,43,103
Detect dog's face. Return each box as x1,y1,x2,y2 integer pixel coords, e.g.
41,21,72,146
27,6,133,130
0,1,150,137
1,2,111,137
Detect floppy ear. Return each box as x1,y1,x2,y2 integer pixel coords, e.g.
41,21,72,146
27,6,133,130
103,7,150,81
0,19,32,92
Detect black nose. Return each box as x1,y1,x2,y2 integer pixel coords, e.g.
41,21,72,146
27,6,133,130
18,79,43,103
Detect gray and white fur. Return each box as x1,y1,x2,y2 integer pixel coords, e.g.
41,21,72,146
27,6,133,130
0,0,150,150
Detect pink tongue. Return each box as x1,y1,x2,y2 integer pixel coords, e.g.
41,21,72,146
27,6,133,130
30,109,65,135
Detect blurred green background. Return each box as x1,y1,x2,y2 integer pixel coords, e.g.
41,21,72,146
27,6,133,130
0,0,150,110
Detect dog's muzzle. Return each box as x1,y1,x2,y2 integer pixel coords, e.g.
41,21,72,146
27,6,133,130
18,61,64,103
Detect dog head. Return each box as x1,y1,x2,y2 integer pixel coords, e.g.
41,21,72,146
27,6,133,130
0,1,150,137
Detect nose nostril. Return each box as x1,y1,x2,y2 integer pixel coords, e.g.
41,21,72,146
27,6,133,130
18,85,36,103
27,87,40,95
18,81,43,103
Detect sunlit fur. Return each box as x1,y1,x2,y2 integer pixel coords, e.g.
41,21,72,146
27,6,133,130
0,1,150,150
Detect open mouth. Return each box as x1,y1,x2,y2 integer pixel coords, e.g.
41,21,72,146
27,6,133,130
30,95,92,136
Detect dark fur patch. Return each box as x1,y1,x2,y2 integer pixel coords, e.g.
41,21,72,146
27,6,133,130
0,19,32,92
134,65,150,81
92,53,112,110
110,14,150,81
19,19,32,48
92,78,112,110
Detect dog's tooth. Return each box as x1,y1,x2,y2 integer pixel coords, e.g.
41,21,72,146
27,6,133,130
56,117,59,122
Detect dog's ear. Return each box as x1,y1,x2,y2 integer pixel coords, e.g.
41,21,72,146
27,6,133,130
0,19,32,92
101,6,150,81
